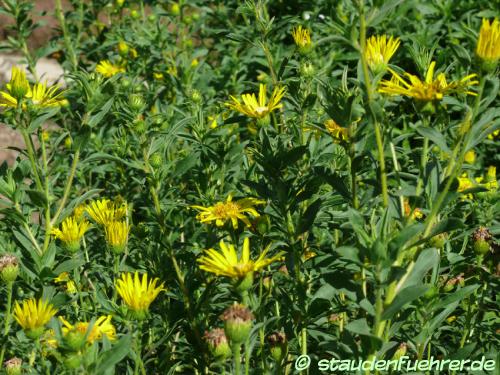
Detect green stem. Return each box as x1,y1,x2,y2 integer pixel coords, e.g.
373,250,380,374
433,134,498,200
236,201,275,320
20,129,43,191
415,135,429,198
55,0,78,71
40,131,52,254
3,282,14,336
51,149,80,226
233,343,241,375
358,5,388,207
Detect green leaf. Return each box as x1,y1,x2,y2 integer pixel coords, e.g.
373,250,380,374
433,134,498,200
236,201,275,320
26,189,48,207
401,248,439,289
296,199,322,235
416,127,451,154
432,285,479,311
95,334,132,374
382,285,429,320
87,98,114,128
345,318,371,336
28,107,60,132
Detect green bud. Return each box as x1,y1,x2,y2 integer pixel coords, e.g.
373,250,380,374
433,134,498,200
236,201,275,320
130,9,140,19
429,232,447,249
170,3,180,16
132,119,147,135
148,14,156,22
256,115,270,127
120,78,132,89
129,94,145,112
26,326,45,340
190,89,202,103
392,343,407,360
299,61,315,78
149,153,163,168
220,304,254,344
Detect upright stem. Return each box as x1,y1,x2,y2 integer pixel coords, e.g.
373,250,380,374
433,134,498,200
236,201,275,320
233,343,242,375
358,5,388,207
51,149,80,226
3,282,14,336
55,0,78,71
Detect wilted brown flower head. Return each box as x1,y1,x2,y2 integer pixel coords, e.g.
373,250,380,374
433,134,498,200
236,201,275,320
267,331,286,346
220,303,254,323
473,227,492,242
0,254,18,271
204,328,228,348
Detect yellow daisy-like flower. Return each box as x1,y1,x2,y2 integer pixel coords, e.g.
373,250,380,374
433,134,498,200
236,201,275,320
191,194,265,229
324,119,349,142
291,25,312,53
60,315,116,344
95,60,125,77
365,35,400,73
198,237,284,280
379,61,478,102
0,66,67,109
476,18,500,68
26,82,68,107
226,84,286,120
115,272,164,320
13,298,57,339
476,166,498,192
458,173,474,199
54,272,78,294
51,216,91,253
85,198,128,226
104,220,130,254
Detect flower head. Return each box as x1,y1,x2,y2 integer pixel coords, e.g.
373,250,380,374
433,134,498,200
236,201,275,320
0,66,67,109
60,315,116,348
85,198,128,226
104,220,130,254
191,194,265,229
226,84,285,120
379,62,478,102
4,357,22,375
197,237,283,281
51,216,91,253
476,18,500,69
115,272,164,320
13,298,57,339
365,35,400,73
458,173,475,199
95,60,125,77
403,199,423,220
324,119,349,142
54,272,78,294
291,25,312,53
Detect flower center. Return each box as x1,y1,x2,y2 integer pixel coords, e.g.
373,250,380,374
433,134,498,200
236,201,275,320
214,202,240,218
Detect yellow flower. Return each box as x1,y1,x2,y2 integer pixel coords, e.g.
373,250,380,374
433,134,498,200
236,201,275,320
191,58,199,67
403,199,423,220
477,166,498,191
0,66,67,109
13,298,57,339
115,272,164,320
26,82,68,107
291,25,312,53
458,173,474,199
324,119,349,142
104,220,130,254
365,35,400,73
476,18,500,68
198,237,284,280
488,129,500,140
85,198,128,226
226,84,286,120
208,115,218,129
51,216,91,253
95,60,125,77
379,62,478,101
191,194,265,229
464,150,476,164
54,272,78,294
60,315,116,344
73,204,87,220
153,72,164,80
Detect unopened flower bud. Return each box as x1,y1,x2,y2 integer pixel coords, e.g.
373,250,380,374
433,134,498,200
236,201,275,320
64,353,82,369
299,62,315,78
129,94,145,112
204,328,231,360
170,3,180,16
429,232,448,249
392,343,407,360
149,153,163,168
220,303,254,344
130,9,140,19
267,331,287,363
190,89,202,103
0,254,19,283
132,119,146,135
118,41,129,56
64,324,87,351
